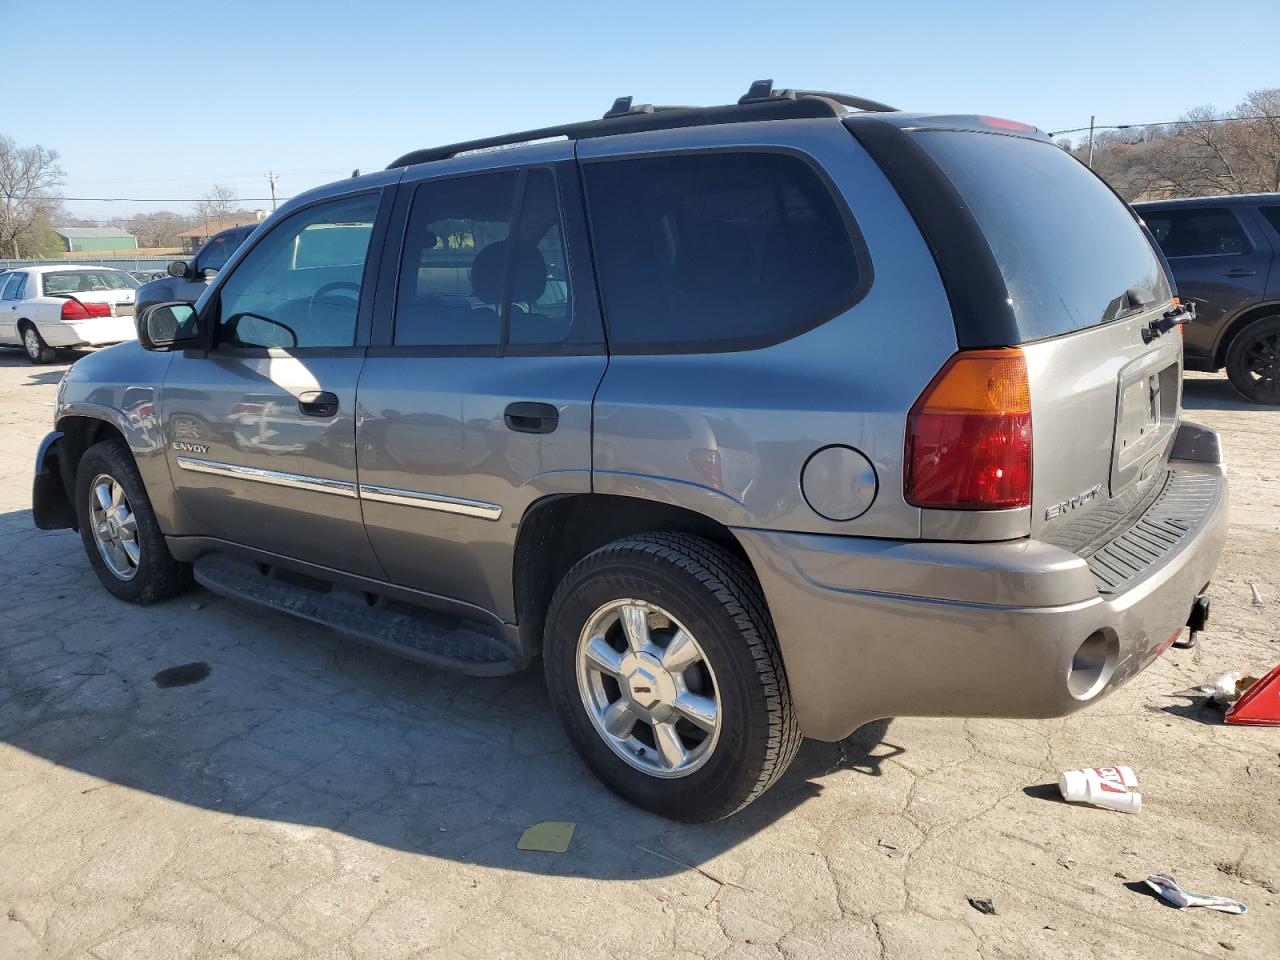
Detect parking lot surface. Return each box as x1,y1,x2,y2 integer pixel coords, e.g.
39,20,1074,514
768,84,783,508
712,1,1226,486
1,350,1277,960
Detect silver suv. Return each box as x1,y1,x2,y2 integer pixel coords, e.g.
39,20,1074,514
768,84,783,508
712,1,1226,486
32,83,1228,822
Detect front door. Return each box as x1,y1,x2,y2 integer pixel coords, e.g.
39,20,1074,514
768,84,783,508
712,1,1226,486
162,188,390,578
356,151,607,620
1143,205,1272,364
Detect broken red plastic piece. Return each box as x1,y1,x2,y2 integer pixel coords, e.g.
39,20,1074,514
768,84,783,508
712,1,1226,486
1225,663,1280,726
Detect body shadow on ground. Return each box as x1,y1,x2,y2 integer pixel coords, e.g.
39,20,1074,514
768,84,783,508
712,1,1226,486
0,508,901,880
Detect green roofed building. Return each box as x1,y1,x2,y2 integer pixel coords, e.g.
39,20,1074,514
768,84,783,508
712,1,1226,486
52,227,138,253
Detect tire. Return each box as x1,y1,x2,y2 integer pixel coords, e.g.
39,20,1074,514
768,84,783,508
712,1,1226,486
75,438,192,603
20,322,56,364
543,532,801,822
1225,315,1280,404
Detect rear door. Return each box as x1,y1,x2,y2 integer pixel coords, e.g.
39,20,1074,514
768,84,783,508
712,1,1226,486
162,187,390,577
355,144,606,620
904,128,1185,548
1138,204,1271,365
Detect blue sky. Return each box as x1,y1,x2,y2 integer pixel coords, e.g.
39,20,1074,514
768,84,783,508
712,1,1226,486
4,0,1276,222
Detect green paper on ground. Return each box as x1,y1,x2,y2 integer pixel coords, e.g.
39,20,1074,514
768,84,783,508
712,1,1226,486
517,821,575,853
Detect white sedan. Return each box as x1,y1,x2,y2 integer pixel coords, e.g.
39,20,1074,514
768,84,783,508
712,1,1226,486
0,265,140,363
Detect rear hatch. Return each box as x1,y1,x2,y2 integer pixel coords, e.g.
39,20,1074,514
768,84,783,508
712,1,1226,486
854,119,1182,549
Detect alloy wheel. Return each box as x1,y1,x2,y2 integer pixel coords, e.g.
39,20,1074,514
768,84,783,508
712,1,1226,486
88,473,141,580
576,598,722,778
1242,330,1280,401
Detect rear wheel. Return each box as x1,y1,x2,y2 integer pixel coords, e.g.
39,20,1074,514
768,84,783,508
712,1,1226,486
75,438,192,603
20,323,55,364
1225,315,1280,404
543,532,801,822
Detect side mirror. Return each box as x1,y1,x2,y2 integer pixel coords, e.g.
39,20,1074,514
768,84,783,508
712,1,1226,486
138,301,199,352
200,267,219,281
167,260,188,278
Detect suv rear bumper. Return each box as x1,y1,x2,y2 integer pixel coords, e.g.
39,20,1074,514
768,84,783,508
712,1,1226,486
735,423,1228,741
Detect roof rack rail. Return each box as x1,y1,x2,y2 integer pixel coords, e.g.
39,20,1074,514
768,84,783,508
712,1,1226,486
387,80,897,169
602,96,694,119
738,78,896,114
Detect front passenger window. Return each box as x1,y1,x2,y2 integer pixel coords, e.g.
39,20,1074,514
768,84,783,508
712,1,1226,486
215,193,378,348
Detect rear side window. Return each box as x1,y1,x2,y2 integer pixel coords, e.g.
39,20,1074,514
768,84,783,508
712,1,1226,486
917,132,1170,342
583,151,864,352
1143,208,1249,257
1,273,24,300
1257,206,1280,238
394,168,572,348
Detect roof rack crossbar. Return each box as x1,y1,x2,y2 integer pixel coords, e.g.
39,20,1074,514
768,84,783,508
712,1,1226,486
387,81,897,169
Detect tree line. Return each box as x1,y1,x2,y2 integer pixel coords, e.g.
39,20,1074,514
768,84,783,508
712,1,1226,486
1058,88,1279,200
0,136,255,257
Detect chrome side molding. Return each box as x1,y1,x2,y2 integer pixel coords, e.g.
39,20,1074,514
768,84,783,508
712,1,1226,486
359,484,502,521
174,456,502,520
175,457,358,498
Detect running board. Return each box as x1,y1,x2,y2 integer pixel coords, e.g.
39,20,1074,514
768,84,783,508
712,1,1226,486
193,554,525,676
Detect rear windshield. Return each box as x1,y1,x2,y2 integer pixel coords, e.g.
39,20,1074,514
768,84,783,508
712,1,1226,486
916,132,1169,341
42,269,140,295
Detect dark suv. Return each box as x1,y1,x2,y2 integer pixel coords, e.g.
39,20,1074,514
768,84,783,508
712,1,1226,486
1134,195,1280,403
134,223,258,317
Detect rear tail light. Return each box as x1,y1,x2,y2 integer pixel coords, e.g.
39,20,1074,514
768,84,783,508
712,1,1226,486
60,298,111,321
977,115,1038,134
905,348,1032,509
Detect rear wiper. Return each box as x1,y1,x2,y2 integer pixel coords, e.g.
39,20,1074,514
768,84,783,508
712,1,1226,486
1141,301,1195,344
1103,287,1157,324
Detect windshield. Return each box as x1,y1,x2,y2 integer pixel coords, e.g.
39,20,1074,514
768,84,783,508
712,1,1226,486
915,131,1170,341
42,269,140,295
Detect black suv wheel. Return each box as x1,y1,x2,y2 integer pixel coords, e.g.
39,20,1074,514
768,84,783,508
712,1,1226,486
1225,315,1280,405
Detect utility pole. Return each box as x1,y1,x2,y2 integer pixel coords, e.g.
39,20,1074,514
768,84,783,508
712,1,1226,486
267,172,279,211
1086,115,1096,169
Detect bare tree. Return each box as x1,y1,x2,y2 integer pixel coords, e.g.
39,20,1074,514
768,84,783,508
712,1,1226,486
125,210,193,248
195,183,239,225
0,135,65,258
1071,87,1280,201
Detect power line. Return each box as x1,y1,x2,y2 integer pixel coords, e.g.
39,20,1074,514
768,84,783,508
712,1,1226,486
55,196,286,203
1050,114,1280,137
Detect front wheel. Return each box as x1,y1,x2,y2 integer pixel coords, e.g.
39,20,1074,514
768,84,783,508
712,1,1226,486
75,438,192,603
21,323,56,364
1225,315,1280,404
544,532,801,822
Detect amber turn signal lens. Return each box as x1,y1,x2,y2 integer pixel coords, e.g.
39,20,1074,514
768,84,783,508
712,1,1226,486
905,349,1033,510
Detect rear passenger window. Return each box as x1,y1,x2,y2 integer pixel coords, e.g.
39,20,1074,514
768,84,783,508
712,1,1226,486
1144,209,1248,258
394,168,572,348
583,151,863,352
1259,207,1280,237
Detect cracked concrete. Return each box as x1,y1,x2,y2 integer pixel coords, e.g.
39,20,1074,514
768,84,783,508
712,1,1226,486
1,350,1277,959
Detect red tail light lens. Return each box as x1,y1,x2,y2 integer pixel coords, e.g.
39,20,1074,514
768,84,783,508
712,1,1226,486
60,299,111,320
905,349,1032,509
977,115,1038,134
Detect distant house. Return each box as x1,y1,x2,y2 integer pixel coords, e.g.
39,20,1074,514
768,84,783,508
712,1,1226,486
52,226,139,254
177,212,268,255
